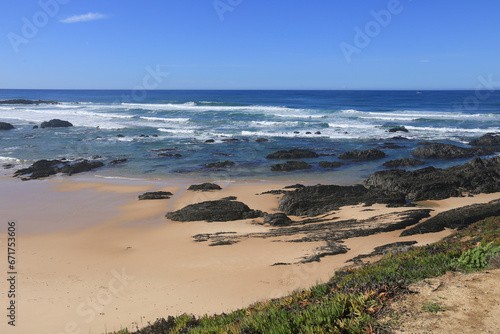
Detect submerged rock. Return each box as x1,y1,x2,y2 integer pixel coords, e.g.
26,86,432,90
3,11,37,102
41,119,73,128
187,183,222,191
256,138,269,142
318,161,344,168
366,156,500,201
278,184,406,216
266,149,319,159
338,149,386,160
270,161,312,171
400,199,500,236
383,158,425,168
109,158,127,164
165,200,263,222
138,191,173,200
0,122,15,130
205,161,235,168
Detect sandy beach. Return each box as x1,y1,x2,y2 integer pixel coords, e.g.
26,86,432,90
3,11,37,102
1,173,499,334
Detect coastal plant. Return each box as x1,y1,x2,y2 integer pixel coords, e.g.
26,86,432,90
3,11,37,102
452,242,500,272
421,301,446,314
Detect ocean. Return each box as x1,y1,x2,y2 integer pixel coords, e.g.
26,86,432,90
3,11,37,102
0,89,499,184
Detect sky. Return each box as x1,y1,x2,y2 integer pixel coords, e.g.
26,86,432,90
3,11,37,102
1,0,500,90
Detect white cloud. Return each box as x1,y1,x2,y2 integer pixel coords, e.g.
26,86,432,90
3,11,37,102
60,12,108,24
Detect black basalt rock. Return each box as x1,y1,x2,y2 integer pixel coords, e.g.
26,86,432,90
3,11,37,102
411,143,475,159
138,191,173,200
187,183,222,191
0,122,15,130
469,133,500,147
40,119,73,128
165,200,263,222
383,158,425,168
338,149,386,160
266,149,319,159
263,213,293,226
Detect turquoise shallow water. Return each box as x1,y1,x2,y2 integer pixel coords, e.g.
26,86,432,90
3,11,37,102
0,90,498,184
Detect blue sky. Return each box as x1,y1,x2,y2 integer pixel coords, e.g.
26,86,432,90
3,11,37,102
1,0,499,90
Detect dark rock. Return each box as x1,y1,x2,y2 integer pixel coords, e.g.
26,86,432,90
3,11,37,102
158,153,182,158
256,138,269,142
0,99,58,105
151,148,178,152
388,126,409,133
366,156,500,201
152,134,158,137
469,133,500,147
378,143,404,149
187,183,222,191
390,136,409,140
59,160,104,175
0,122,15,130
116,134,125,138
338,149,386,160
263,213,293,226
400,199,500,236
411,143,475,159
278,184,406,216
283,184,305,189
301,242,349,263
165,200,263,222
271,161,312,171
306,131,312,134
14,159,63,179
347,241,418,265
221,138,239,143
212,153,233,157
32,125,39,129
138,191,173,200
110,159,127,165
204,139,215,143
260,189,289,195
318,161,344,168
205,161,235,168
40,119,73,128
293,131,300,134
2,163,15,169
383,158,425,168
221,196,237,201
266,149,319,159
315,131,321,135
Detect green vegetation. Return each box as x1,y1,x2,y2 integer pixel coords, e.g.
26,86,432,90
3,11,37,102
421,301,446,314
114,216,500,334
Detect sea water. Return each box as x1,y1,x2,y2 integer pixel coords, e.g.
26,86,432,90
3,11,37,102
0,90,498,184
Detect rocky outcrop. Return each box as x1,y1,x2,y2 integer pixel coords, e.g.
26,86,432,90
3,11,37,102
338,149,386,160
366,156,500,201
262,213,293,226
411,143,475,159
138,191,173,200
41,119,73,128
278,184,406,216
388,126,409,133
109,158,127,165
187,183,222,191
469,133,500,147
0,99,58,105
14,159,104,180
383,158,425,168
318,161,343,168
270,161,312,171
400,199,500,236
165,200,263,222
256,138,269,142
266,149,319,159
0,122,15,130
206,161,235,168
